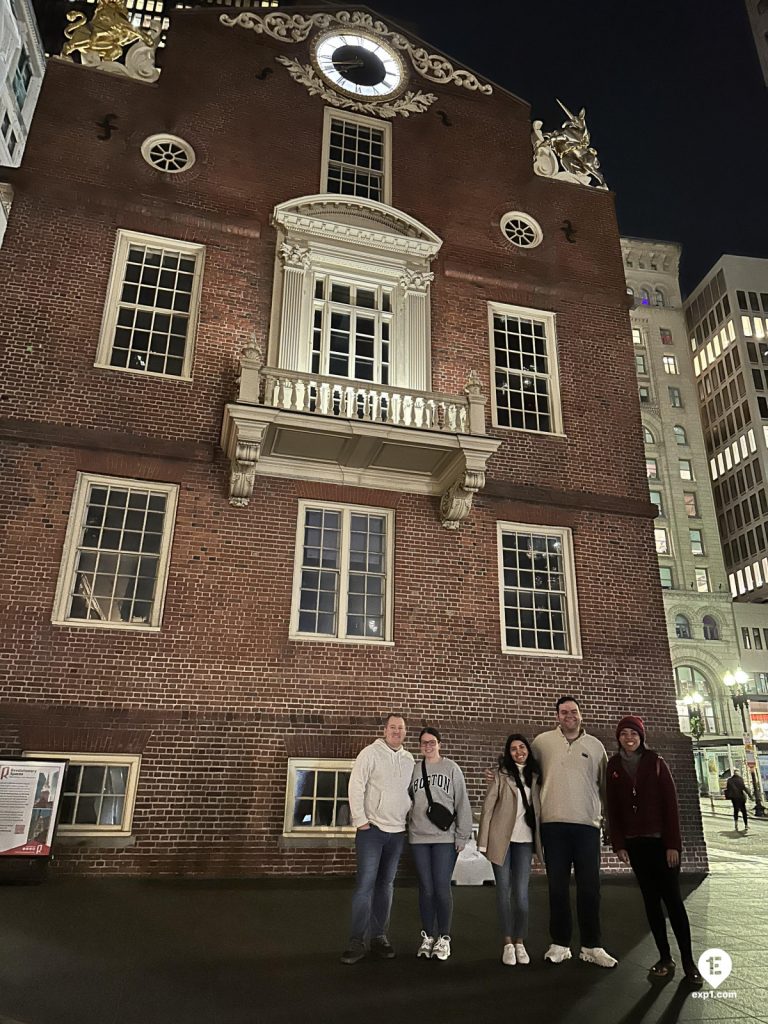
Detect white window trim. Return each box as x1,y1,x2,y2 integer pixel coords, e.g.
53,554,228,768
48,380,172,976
51,473,178,632
283,757,356,837
94,229,205,381
321,107,392,205
488,302,564,436
496,521,582,659
23,751,141,837
289,499,395,645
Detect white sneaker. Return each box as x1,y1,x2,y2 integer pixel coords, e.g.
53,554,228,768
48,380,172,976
417,932,435,958
514,942,530,965
432,935,451,961
544,944,572,964
580,946,618,968
502,943,516,965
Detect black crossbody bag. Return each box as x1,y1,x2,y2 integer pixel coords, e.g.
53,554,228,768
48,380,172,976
421,760,456,832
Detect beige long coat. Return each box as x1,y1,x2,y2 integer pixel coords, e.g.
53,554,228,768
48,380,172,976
477,768,544,866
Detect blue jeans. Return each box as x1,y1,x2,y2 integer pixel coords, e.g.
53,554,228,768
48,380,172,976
540,822,601,948
492,841,533,938
349,826,406,945
410,843,458,936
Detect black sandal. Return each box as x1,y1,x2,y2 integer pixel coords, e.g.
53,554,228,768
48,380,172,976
683,965,704,987
649,959,676,977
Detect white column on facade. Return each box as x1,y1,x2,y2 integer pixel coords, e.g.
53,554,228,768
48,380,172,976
277,243,311,372
396,269,434,391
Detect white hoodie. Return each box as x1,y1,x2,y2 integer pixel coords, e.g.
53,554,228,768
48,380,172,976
348,738,415,832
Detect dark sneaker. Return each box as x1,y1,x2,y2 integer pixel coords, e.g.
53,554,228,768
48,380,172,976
340,941,367,965
371,936,396,959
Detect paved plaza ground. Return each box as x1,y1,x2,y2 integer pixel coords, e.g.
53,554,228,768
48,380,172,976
0,800,766,1024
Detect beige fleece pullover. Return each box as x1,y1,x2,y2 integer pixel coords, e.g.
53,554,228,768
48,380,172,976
531,726,607,829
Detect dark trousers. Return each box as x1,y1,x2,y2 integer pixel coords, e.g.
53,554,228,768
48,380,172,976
540,822,601,948
730,798,748,828
625,837,693,966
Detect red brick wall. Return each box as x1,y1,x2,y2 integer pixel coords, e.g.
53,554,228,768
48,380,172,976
0,8,705,874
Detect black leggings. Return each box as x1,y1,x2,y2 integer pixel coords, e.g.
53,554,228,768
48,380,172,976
731,799,748,828
625,837,693,966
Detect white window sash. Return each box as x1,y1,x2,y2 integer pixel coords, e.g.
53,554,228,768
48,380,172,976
321,107,392,205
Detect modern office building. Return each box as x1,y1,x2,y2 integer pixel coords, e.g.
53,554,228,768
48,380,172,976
624,238,744,793
0,0,45,169
0,6,705,875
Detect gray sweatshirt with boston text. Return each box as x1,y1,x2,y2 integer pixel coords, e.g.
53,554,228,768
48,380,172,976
408,757,474,844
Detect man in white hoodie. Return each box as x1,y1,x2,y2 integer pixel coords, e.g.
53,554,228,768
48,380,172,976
340,714,414,965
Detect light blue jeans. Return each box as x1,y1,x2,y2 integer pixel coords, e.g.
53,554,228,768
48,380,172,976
492,841,533,938
410,843,458,936
349,825,406,945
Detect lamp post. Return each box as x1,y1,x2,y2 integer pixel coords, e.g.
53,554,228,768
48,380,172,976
724,670,766,817
683,692,706,797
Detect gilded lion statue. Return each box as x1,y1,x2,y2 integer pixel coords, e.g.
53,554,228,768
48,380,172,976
62,0,154,63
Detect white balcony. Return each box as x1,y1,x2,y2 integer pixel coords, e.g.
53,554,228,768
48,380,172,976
221,345,501,528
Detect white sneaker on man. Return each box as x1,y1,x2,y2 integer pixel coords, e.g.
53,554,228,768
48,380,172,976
544,944,572,964
502,943,516,965
417,932,435,958
580,946,618,968
514,942,530,965
431,935,451,961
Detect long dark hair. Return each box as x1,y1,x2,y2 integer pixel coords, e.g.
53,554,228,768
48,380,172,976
499,733,539,788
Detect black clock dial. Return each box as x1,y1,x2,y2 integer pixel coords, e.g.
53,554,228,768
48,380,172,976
331,45,386,87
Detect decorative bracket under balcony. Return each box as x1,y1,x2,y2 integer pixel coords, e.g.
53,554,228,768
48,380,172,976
220,348,500,528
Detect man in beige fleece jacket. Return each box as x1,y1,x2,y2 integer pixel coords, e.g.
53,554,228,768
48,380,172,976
531,696,617,969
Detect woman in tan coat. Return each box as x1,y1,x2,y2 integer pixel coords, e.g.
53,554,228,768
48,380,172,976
478,734,542,966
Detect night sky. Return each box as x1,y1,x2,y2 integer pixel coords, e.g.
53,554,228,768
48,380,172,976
369,0,768,294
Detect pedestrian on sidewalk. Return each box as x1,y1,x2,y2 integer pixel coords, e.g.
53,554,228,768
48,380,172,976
478,733,542,967
408,727,473,962
724,771,749,832
606,715,703,987
530,696,618,969
340,714,414,965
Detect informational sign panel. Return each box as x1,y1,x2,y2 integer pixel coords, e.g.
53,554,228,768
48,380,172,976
0,759,67,857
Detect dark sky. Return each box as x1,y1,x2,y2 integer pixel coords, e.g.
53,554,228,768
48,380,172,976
370,0,768,294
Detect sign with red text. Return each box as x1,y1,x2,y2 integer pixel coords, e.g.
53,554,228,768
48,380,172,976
0,759,67,857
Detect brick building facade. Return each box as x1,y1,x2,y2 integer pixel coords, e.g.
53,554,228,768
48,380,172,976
0,6,706,875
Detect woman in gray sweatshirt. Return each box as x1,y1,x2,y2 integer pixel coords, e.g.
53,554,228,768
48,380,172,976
408,727,473,962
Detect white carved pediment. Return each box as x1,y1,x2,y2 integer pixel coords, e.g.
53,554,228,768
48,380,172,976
272,195,443,260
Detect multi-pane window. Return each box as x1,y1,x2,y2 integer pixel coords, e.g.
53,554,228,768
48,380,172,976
654,528,669,554
684,492,699,517
497,524,580,656
742,626,752,649
639,386,651,403
283,759,355,836
690,529,704,555
97,231,204,379
632,327,643,345
663,355,678,374
649,489,663,516
323,112,388,203
646,458,659,479
490,304,560,433
695,568,710,592
311,276,392,384
291,502,392,642
702,615,719,641
675,615,691,639
12,47,32,110
659,565,673,589
669,387,683,407
679,459,694,480
24,752,140,836
53,474,178,629
675,667,717,733
673,425,687,445
635,353,647,375
660,328,673,345
644,427,655,444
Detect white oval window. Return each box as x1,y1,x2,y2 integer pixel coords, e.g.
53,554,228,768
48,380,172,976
141,134,196,174
500,211,543,249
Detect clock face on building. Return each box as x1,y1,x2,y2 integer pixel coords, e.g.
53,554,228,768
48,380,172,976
313,32,405,98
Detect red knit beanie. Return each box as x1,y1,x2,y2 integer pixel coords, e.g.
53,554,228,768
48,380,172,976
616,715,646,743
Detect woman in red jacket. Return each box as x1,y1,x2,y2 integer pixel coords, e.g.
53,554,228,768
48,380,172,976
606,715,702,986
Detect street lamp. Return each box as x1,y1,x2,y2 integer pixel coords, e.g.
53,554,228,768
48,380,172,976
724,670,766,817
683,692,706,796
